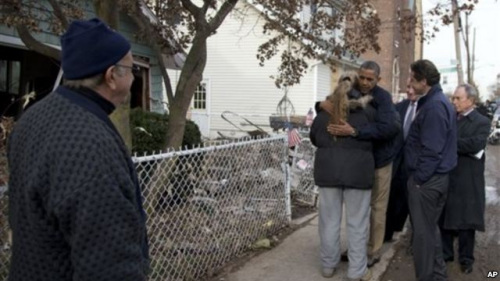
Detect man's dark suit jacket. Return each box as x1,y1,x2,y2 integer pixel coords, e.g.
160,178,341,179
386,99,412,236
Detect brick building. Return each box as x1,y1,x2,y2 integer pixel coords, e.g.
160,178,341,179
361,0,423,101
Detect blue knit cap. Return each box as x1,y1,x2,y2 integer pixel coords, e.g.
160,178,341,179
61,18,131,79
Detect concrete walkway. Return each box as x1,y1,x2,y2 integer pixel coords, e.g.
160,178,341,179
219,213,406,281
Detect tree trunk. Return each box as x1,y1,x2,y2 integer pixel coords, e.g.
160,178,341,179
147,44,208,208
165,35,208,149
160,0,236,149
94,0,132,149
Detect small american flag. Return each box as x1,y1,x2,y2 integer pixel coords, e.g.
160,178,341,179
305,108,314,126
286,123,302,148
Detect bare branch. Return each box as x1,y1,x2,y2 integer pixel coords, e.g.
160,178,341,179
180,0,201,18
201,0,211,15
16,25,61,61
47,0,69,29
209,0,238,32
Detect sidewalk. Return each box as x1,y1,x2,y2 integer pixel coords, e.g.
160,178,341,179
219,213,406,281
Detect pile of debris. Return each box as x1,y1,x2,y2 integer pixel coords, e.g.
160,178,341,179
138,139,289,280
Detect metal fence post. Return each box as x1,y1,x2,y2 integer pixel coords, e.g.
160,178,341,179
284,138,292,223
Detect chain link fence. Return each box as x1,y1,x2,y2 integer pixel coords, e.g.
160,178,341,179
135,135,291,280
0,117,12,279
290,138,318,207
0,135,318,281
0,185,9,279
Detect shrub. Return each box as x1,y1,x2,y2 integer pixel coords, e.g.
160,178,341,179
130,108,201,154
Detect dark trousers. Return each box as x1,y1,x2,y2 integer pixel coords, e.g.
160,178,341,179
407,174,448,281
441,229,475,266
385,171,410,241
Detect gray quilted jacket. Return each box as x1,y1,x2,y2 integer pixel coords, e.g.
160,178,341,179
7,86,149,281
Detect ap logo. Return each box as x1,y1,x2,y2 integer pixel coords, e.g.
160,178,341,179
488,271,498,278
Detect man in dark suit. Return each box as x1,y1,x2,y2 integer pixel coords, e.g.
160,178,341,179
385,81,419,242
440,84,491,274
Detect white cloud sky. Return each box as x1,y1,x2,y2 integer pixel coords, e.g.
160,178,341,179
422,0,500,98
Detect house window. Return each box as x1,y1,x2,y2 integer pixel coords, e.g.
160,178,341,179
0,60,21,95
193,82,206,110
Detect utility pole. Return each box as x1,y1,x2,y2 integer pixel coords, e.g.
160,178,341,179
471,27,476,85
460,12,476,86
452,0,465,84
464,13,472,84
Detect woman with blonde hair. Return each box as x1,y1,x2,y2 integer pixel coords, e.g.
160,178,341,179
310,72,375,281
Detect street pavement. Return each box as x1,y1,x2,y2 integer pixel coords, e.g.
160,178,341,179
218,212,406,281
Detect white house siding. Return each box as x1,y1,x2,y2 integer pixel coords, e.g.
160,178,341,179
314,64,332,103
165,2,328,138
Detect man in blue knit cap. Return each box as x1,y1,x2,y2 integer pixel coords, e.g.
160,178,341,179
7,18,149,281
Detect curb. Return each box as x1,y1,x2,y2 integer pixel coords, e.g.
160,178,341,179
371,225,410,281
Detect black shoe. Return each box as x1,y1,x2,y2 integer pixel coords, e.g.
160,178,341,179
340,251,349,262
460,264,473,274
367,256,380,268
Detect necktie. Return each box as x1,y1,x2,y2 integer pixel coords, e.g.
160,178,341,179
404,102,415,139
457,113,464,121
